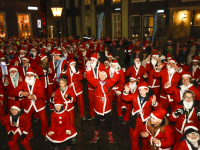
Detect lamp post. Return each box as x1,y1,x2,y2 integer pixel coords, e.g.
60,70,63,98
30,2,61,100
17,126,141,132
51,7,63,47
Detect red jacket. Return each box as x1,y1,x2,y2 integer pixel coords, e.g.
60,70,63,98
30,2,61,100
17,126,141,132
18,63,37,80
173,139,198,150
12,79,45,113
28,54,40,64
86,68,119,115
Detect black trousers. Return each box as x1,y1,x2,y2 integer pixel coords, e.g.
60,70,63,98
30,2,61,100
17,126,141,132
95,112,112,131
52,139,72,148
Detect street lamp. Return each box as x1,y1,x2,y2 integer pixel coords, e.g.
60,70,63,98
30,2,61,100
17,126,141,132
51,7,63,47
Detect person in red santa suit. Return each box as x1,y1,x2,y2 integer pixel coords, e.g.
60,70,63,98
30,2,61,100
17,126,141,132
86,67,119,143
122,82,157,150
125,57,148,84
10,47,27,66
151,58,183,109
51,74,77,144
85,53,105,120
145,53,161,101
0,84,5,125
163,72,200,109
46,99,77,150
141,108,175,150
173,123,200,150
106,59,125,123
35,53,55,110
12,67,48,138
169,90,200,144
3,101,32,150
28,48,40,64
121,74,138,122
61,59,86,120
107,53,113,66
3,66,23,110
104,59,110,70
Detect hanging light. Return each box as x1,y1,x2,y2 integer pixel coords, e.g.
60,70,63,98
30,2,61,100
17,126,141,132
51,7,63,17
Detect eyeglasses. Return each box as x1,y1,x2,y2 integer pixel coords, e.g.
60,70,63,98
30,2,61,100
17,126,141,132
184,97,194,100
188,132,198,137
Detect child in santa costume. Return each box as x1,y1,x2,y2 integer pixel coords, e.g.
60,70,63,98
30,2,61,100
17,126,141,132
4,101,32,150
122,81,157,150
46,98,77,150
86,67,119,143
141,108,175,150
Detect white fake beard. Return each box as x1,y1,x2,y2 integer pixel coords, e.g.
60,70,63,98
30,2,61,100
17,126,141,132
183,100,194,111
129,82,137,91
47,47,51,51
25,76,36,86
180,85,188,93
1,62,6,65
110,67,115,78
20,54,25,58
70,66,76,73
187,134,200,148
63,52,68,58
151,59,157,66
32,52,36,57
91,61,97,69
167,65,176,75
10,72,17,78
135,62,141,69
193,65,199,73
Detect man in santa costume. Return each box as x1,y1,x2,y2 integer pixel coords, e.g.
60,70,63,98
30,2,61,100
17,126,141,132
122,81,157,150
0,53,9,83
173,123,200,150
10,47,27,66
85,53,105,120
3,101,32,150
28,48,40,64
12,67,48,138
46,98,77,150
169,90,200,144
86,67,119,143
4,66,23,110
151,58,183,109
141,108,175,150
125,57,148,84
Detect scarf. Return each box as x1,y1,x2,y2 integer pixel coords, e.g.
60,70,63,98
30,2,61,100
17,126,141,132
12,72,19,88
166,47,173,56
56,57,66,82
10,110,23,124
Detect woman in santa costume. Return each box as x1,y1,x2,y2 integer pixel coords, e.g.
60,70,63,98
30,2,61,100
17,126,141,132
141,108,175,150
86,67,119,143
173,123,200,150
122,81,157,150
46,98,77,150
3,101,32,150
51,74,76,144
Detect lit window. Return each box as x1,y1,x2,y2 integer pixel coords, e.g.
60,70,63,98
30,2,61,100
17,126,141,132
130,16,141,38
0,13,6,38
97,0,104,4
113,0,121,2
17,14,31,38
131,0,146,2
86,0,90,5
194,10,200,26
143,16,154,37
112,13,121,38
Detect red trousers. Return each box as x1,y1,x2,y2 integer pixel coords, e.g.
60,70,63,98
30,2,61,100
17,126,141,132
130,117,150,150
77,93,85,117
88,89,95,117
47,84,54,109
116,94,123,117
122,101,132,122
25,106,48,137
67,109,75,129
8,132,31,150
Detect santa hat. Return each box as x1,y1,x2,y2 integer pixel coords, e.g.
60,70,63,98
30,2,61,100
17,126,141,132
182,72,192,79
168,59,176,64
54,50,62,55
134,57,140,62
184,123,199,135
69,59,76,65
40,53,47,61
9,66,18,72
26,67,35,75
130,74,137,80
20,47,27,53
167,53,172,59
99,71,107,78
111,59,118,64
104,60,109,64
11,101,20,111
21,57,29,62
152,52,159,57
151,108,167,121
192,56,199,62
79,44,85,50
91,53,98,60
135,49,139,53
54,98,64,106
107,53,113,58
138,82,149,91
31,48,36,51
0,53,5,59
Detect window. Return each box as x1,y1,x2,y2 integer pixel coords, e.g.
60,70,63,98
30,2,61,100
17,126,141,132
97,0,104,4
143,16,154,37
17,14,32,38
158,14,166,26
181,0,199,2
76,16,82,36
131,0,146,2
112,13,121,38
113,0,121,2
194,10,200,26
97,14,105,38
67,17,72,36
66,0,70,9
86,0,90,5
85,16,91,27
75,0,81,7
0,13,6,38
130,16,141,38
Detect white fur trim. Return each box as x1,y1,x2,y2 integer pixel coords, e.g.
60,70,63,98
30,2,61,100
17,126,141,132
10,106,20,111
22,58,29,62
151,113,162,121
182,74,191,78
41,56,47,61
184,126,199,133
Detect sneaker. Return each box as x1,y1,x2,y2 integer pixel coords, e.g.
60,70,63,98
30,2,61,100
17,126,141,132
45,138,48,142
122,108,126,114
100,116,105,121
108,131,114,143
72,137,76,145
119,116,123,121
92,130,99,143
87,116,95,120
120,119,126,124
66,146,70,150
81,116,87,120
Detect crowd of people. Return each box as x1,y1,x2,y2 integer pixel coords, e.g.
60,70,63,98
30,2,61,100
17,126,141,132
0,35,199,150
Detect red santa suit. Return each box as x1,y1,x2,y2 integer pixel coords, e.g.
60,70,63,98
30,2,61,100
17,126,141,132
169,101,200,144
46,99,77,144
4,102,31,150
0,85,5,124
12,67,48,137
49,58,57,91
53,85,76,128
